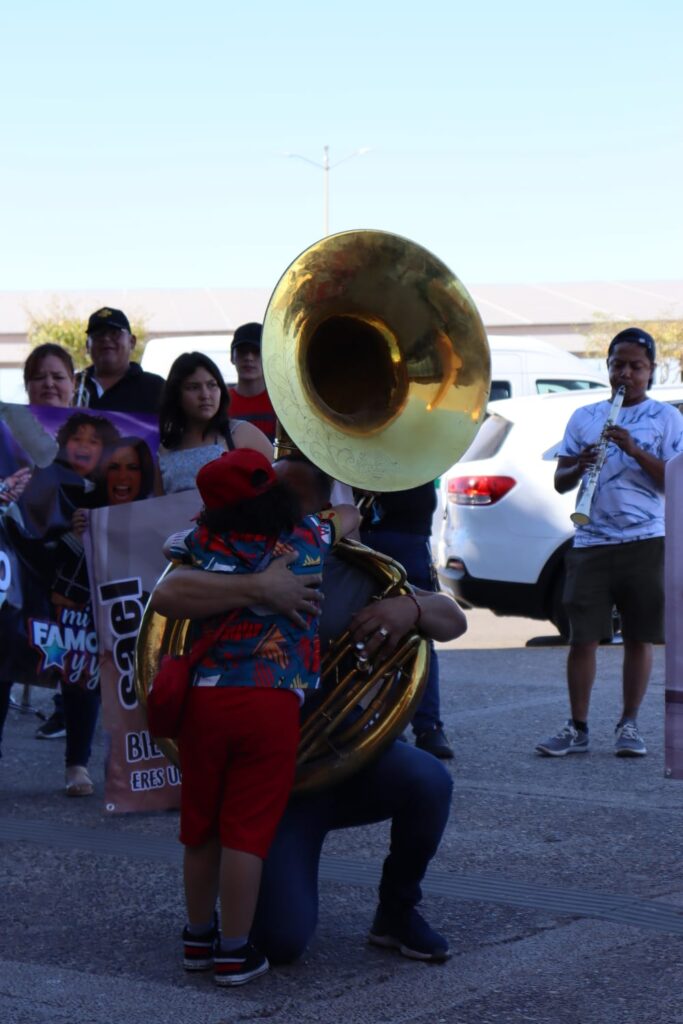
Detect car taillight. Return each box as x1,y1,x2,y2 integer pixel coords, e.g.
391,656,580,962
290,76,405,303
447,475,516,505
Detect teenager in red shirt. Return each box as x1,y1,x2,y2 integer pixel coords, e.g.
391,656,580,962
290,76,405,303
227,323,276,443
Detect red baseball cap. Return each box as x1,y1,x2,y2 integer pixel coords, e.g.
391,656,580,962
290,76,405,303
196,449,276,509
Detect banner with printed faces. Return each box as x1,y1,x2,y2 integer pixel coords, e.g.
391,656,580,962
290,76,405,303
86,489,200,813
0,404,158,689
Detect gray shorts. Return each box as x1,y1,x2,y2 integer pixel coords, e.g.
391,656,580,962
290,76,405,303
563,537,665,644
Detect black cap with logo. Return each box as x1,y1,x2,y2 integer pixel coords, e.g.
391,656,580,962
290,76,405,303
86,307,131,335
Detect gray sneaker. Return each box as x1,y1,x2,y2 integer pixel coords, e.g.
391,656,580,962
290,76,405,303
535,720,589,757
615,719,647,757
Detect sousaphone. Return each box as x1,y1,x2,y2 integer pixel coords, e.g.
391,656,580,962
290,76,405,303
135,230,490,792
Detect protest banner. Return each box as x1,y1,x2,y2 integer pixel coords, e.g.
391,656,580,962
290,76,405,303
87,489,199,813
0,404,158,688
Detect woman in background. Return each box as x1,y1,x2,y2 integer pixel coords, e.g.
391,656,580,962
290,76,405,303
0,344,102,796
155,352,273,496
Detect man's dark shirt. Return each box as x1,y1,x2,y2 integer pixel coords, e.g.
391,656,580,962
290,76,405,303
362,482,437,536
81,362,165,413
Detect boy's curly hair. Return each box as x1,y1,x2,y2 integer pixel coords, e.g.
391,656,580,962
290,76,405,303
55,412,121,450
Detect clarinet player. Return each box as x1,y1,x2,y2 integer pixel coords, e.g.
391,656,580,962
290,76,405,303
536,327,683,758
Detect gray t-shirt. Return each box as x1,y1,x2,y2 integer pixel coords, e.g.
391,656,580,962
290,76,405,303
319,551,377,652
560,397,683,547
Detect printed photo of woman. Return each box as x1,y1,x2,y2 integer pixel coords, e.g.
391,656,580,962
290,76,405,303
102,436,155,505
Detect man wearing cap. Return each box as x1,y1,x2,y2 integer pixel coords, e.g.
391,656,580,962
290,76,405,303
78,307,165,412
536,327,683,759
227,322,277,443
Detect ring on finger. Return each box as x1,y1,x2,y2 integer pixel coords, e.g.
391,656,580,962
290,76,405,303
377,626,389,639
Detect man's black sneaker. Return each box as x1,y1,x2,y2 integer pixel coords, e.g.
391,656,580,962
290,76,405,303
182,917,219,971
214,942,269,986
35,712,66,740
415,726,454,760
368,905,450,962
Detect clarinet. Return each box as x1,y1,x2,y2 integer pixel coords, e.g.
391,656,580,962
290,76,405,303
570,386,625,526
73,370,90,407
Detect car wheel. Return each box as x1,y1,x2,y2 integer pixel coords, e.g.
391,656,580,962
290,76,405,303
549,571,569,640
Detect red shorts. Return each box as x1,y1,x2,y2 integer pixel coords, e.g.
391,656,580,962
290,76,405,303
178,687,300,857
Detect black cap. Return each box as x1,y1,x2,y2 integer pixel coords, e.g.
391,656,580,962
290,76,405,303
231,322,262,357
608,326,656,363
86,307,131,335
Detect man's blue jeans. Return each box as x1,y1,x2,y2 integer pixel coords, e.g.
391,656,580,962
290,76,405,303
360,528,442,734
62,684,99,767
252,738,453,963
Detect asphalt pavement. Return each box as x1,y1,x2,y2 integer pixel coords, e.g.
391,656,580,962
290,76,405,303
1,610,682,1024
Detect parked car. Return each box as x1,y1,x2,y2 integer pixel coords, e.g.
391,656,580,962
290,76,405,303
435,385,683,637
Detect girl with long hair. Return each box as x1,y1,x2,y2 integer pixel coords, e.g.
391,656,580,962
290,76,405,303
155,352,273,496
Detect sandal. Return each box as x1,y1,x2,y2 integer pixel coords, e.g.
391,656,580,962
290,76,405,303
65,765,94,797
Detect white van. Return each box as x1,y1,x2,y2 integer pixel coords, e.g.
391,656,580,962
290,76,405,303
488,336,608,400
140,331,607,399
140,335,237,386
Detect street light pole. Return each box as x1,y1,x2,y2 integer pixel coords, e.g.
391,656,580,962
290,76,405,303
322,144,330,236
287,145,370,236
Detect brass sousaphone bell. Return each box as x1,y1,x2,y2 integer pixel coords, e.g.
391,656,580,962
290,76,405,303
135,230,490,792
262,229,490,489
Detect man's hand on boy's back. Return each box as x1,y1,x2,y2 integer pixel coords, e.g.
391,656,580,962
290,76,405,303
151,548,323,627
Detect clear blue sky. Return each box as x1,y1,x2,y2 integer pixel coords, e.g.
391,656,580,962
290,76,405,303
1,0,681,290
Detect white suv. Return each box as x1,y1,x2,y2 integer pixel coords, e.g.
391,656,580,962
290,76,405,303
436,386,683,637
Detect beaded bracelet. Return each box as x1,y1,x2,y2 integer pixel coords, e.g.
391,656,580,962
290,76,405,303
405,592,422,628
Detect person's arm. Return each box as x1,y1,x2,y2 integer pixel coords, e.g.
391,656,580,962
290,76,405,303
232,420,274,462
604,425,666,488
150,552,323,627
347,587,467,660
71,508,88,537
554,450,598,494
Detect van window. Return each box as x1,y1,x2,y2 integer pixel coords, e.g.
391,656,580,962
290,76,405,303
490,380,512,401
536,379,608,395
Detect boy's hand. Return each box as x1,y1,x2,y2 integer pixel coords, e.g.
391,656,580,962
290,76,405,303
71,509,88,536
0,466,32,504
